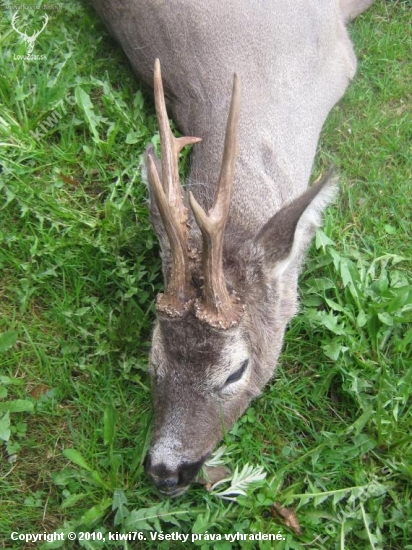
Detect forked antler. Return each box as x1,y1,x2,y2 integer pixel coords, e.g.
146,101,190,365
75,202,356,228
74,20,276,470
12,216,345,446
189,74,244,329
33,14,49,38
147,59,201,317
11,12,49,38
11,12,24,36
148,60,244,328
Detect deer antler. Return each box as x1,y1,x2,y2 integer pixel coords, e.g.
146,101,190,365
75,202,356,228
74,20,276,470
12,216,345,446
189,74,245,329
33,14,49,38
148,61,244,328
147,59,201,317
11,12,27,38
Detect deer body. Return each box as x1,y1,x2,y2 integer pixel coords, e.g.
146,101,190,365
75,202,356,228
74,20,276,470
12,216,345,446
90,0,373,496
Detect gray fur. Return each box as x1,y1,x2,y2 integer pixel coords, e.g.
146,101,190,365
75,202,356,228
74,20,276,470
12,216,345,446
90,0,373,495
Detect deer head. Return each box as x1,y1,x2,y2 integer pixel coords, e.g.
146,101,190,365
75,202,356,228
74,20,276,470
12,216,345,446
11,11,49,54
144,60,336,496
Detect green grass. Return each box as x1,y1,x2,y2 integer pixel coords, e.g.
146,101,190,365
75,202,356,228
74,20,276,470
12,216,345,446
0,1,411,549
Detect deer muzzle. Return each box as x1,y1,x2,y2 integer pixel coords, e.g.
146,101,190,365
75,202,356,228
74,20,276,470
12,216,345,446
144,452,206,496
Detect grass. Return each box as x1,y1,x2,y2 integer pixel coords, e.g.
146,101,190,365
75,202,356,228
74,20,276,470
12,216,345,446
0,0,411,548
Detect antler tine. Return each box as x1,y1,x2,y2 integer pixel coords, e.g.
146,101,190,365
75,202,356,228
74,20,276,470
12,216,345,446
189,74,245,329
147,59,201,317
38,14,49,34
153,59,201,218
11,12,24,36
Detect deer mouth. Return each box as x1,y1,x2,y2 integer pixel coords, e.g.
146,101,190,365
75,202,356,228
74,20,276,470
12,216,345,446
158,484,190,498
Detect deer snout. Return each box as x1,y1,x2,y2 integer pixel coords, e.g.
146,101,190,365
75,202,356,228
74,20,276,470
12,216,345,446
144,452,204,496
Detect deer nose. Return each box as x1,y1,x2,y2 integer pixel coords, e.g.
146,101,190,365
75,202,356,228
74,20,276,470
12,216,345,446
144,452,204,495
144,453,179,493
151,473,179,493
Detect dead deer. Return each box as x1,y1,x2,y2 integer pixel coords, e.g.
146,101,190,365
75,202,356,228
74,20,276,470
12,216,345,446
90,0,374,496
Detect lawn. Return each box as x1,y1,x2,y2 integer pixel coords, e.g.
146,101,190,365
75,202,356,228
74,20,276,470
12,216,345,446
0,1,411,549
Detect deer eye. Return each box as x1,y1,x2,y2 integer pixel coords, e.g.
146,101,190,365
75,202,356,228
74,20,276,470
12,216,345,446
224,359,249,386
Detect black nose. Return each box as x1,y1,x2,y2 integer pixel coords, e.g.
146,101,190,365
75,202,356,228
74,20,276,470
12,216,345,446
150,472,179,493
144,453,204,494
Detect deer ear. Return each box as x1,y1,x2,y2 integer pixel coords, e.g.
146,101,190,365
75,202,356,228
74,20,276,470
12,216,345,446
254,168,337,277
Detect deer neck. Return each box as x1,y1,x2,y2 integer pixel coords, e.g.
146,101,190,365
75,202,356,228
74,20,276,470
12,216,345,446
183,97,323,236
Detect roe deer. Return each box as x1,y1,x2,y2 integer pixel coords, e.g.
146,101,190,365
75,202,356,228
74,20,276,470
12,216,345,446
90,0,374,496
